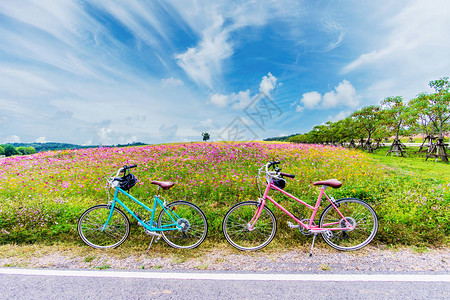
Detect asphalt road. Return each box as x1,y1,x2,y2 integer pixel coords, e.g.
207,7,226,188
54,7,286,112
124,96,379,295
0,269,449,300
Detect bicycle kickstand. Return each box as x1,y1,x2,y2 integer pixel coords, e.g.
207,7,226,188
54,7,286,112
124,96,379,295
309,233,318,257
146,234,162,254
146,236,155,254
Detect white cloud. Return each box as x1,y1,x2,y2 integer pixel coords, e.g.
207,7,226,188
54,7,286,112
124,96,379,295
231,89,252,109
210,73,279,110
296,80,359,112
193,118,216,131
125,136,137,144
88,0,169,48
176,14,233,88
341,0,450,101
4,135,20,143
327,111,351,122
322,80,359,108
301,91,322,109
98,127,112,144
295,105,304,113
210,93,228,108
259,72,278,96
161,77,184,87
35,137,47,143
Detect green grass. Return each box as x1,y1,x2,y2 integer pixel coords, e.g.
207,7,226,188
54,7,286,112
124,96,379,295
369,146,450,184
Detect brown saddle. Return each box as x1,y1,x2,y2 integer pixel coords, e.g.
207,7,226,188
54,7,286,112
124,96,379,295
312,179,342,189
151,181,175,190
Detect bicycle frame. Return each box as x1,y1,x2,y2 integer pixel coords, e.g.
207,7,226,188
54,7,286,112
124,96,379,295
249,181,354,233
103,187,182,232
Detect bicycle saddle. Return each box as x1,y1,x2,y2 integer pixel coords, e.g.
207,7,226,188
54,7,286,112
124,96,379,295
151,180,175,190
313,179,342,188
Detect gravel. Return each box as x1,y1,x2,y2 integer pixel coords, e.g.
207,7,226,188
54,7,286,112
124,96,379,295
1,245,448,273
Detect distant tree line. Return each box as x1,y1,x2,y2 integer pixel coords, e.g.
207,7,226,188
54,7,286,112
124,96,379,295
264,133,302,142
0,142,150,156
272,77,450,161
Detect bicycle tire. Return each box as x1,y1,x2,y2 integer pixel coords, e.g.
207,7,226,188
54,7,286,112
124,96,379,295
77,204,130,249
319,198,378,251
222,201,277,251
157,201,208,249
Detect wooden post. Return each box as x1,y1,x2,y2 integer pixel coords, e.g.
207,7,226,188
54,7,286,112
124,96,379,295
426,138,449,162
386,137,407,157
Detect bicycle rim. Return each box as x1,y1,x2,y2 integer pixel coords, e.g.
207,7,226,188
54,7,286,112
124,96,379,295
157,201,208,249
77,205,130,249
319,198,378,251
222,201,277,251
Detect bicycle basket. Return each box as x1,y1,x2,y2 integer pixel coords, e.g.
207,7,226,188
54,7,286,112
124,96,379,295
271,177,286,190
119,173,137,190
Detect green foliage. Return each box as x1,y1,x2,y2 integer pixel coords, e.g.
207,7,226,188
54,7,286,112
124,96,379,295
409,77,450,139
202,132,210,142
352,105,383,146
265,133,300,142
3,144,19,157
381,96,415,139
0,145,4,155
17,146,36,155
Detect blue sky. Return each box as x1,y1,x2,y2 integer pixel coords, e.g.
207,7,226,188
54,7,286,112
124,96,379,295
1,0,449,145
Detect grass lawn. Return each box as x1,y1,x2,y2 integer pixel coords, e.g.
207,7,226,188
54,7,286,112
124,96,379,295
368,146,450,184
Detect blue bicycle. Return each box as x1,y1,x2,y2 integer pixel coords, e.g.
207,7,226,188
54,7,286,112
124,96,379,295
77,165,208,250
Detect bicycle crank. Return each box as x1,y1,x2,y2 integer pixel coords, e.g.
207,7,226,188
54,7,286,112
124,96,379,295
299,219,316,236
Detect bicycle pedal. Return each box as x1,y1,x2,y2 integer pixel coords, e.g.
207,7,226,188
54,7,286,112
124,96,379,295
287,221,300,229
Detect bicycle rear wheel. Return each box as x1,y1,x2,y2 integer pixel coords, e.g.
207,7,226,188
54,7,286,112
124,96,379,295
77,204,130,249
222,201,277,251
319,198,378,251
157,201,208,249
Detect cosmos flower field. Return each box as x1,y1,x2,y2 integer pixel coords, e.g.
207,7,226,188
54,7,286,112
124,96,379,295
0,142,448,246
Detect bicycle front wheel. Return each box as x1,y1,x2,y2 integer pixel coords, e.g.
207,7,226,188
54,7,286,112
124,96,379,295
319,198,378,251
157,201,208,249
77,204,130,249
222,201,277,251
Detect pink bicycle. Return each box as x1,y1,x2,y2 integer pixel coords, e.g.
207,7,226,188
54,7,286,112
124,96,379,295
222,161,378,255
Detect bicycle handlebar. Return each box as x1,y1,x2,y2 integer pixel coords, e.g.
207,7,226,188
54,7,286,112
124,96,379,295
280,172,295,179
123,164,137,170
260,161,295,179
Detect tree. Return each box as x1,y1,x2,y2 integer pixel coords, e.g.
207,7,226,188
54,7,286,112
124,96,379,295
409,77,450,162
381,96,414,156
0,145,4,155
335,117,358,147
201,132,210,142
3,144,19,157
17,146,36,155
351,105,383,152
